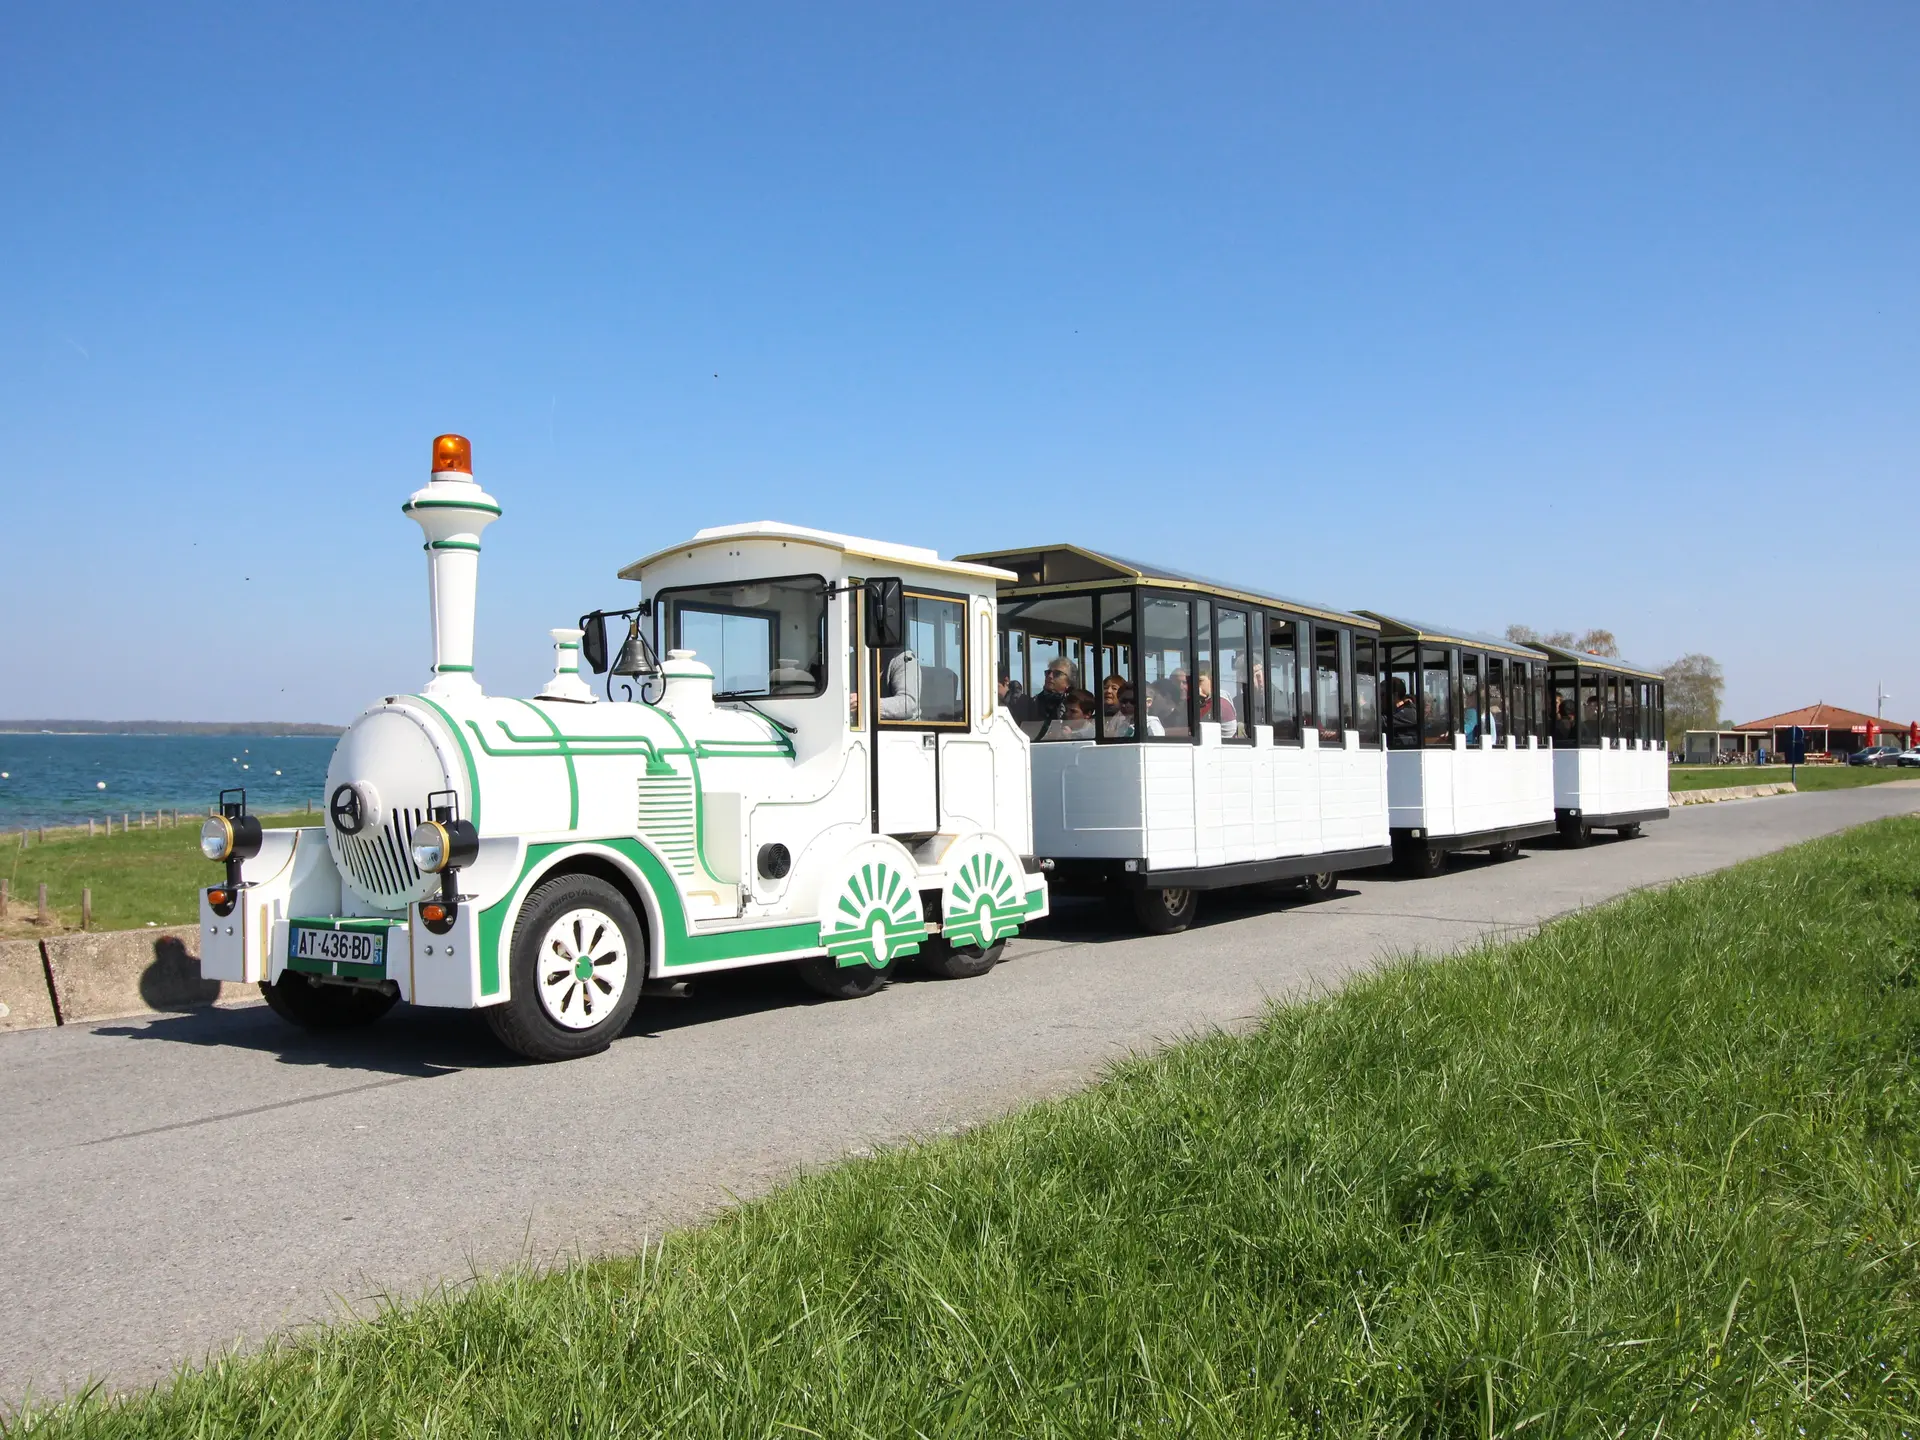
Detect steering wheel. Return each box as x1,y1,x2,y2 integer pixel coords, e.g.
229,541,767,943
329,783,366,835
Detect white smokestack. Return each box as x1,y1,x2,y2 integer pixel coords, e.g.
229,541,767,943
537,628,595,703
404,434,500,701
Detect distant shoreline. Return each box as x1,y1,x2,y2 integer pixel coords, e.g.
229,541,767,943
0,721,344,737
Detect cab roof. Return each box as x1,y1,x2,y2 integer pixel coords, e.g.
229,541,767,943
953,542,1375,629
620,522,1017,585
1526,642,1666,682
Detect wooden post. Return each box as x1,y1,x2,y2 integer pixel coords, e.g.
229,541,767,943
38,827,45,845
123,813,129,831
81,888,91,930
0,878,8,918
88,818,96,838
37,883,49,925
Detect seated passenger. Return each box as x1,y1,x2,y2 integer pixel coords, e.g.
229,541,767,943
1059,689,1097,740
1196,668,1238,737
878,649,921,720
1028,658,1075,738
1111,684,1163,738
1154,677,1190,737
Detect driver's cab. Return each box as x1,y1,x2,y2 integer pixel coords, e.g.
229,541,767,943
620,522,1030,845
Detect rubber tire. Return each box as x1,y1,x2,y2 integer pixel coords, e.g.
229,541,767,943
917,938,1006,980
1617,823,1644,839
796,955,896,999
485,873,645,1062
1399,842,1447,878
1560,819,1592,849
1488,840,1521,862
1300,871,1337,899
260,972,397,1029
1131,885,1198,935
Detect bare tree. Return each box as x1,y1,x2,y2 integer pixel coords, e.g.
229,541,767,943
1574,629,1619,658
1505,623,1576,648
1661,654,1724,744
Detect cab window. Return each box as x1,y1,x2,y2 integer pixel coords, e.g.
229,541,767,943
877,590,968,727
659,575,827,699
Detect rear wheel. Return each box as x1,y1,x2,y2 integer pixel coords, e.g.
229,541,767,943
1559,818,1592,849
1398,842,1447,878
260,972,397,1029
1300,870,1337,899
1617,822,1643,839
917,937,1005,980
1131,885,1197,934
1488,840,1521,862
796,955,897,998
487,874,644,1062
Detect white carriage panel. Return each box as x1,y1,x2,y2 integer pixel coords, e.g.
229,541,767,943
984,712,1035,854
1267,744,1316,858
938,736,997,830
1386,749,1428,830
1205,744,1259,866
1320,739,1385,851
1033,741,1148,859
1142,745,1198,869
1250,733,1279,853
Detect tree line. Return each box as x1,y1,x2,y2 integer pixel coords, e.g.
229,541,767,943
1503,625,1723,743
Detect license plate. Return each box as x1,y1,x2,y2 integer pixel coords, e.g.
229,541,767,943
291,926,385,968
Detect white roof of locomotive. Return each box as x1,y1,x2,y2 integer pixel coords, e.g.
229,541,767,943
619,521,1017,585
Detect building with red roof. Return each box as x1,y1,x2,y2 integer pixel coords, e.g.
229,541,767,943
1734,703,1916,759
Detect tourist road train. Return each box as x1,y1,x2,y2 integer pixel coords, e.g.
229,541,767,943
196,438,1667,1060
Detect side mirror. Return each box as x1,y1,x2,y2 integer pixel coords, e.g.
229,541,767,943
864,578,905,651
579,613,609,674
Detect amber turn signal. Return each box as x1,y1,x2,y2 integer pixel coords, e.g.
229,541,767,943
420,902,449,925
432,433,472,474
207,888,230,908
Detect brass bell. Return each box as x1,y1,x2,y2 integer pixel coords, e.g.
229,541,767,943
612,617,657,677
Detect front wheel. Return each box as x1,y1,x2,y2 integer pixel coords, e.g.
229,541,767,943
1488,840,1520,862
1559,819,1592,849
1398,842,1447,878
917,937,1005,980
1131,885,1197,934
486,874,644,1062
260,972,397,1029
796,955,896,998
1617,822,1644,839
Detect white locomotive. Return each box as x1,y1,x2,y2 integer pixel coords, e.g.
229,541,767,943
197,435,1049,1060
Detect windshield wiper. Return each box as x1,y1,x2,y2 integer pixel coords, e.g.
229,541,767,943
719,696,798,735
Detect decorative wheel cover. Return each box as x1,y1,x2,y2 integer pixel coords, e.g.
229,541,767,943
945,849,1026,950
536,907,631,1030
822,860,923,969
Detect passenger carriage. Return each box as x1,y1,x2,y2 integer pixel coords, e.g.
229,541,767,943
953,545,1393,933
1353,614,1557,875
1531,644,1669,844
195,437,1048,1061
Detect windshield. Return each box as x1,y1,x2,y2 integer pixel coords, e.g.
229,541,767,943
656,575,827,699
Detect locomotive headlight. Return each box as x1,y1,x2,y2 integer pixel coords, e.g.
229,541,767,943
410,818,479,874
200,813,262,863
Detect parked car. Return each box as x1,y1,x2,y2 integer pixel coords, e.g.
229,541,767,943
1848,746,1901,767
1897,750,1920,768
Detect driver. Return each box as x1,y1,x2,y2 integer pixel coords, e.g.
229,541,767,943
878,648,922,720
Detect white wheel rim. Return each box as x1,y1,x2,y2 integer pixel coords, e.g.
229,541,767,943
1163,889,1189,912
536,907,631,1030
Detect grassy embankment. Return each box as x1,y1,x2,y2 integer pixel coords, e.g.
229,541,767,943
1667,762,1915,793
1,813,313,937
12,819,1920,1434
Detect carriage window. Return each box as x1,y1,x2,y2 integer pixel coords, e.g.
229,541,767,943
1097,591,1137,740
1386,644,1420,749
877,591,967,727
1212,606,1249,739
848,587,862,730
1002,594,1095,741
1507,660,1528,744
1535,664,1550,745
1577,672,1602,747
1485,657,1506,745
1654,683,1666,747
1620,676,1638,745
1141,596,1194,739
1422,648,1452,747
1354,635,1380,746
1460,653,1482,745
1549,667,1577,747
1267,614,1300,744
1314,626,1345,743
1602,675,1621,743
662,575,828,699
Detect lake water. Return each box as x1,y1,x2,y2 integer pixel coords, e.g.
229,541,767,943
0,734,339,831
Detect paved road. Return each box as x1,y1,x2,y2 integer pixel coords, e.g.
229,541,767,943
4,785,1917,1402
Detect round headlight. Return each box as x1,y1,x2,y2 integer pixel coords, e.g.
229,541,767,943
200,816,234,862
410,820,450,873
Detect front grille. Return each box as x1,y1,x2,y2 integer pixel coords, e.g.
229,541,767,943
335,805,428,908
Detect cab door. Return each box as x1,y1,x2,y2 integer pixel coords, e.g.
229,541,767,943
871,588,970,837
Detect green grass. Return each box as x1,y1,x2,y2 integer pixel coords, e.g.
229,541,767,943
1,813,314,935
1668,762,1915,792
14,821,1920,1436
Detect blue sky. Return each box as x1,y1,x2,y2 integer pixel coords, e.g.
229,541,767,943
2,3,1914,725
